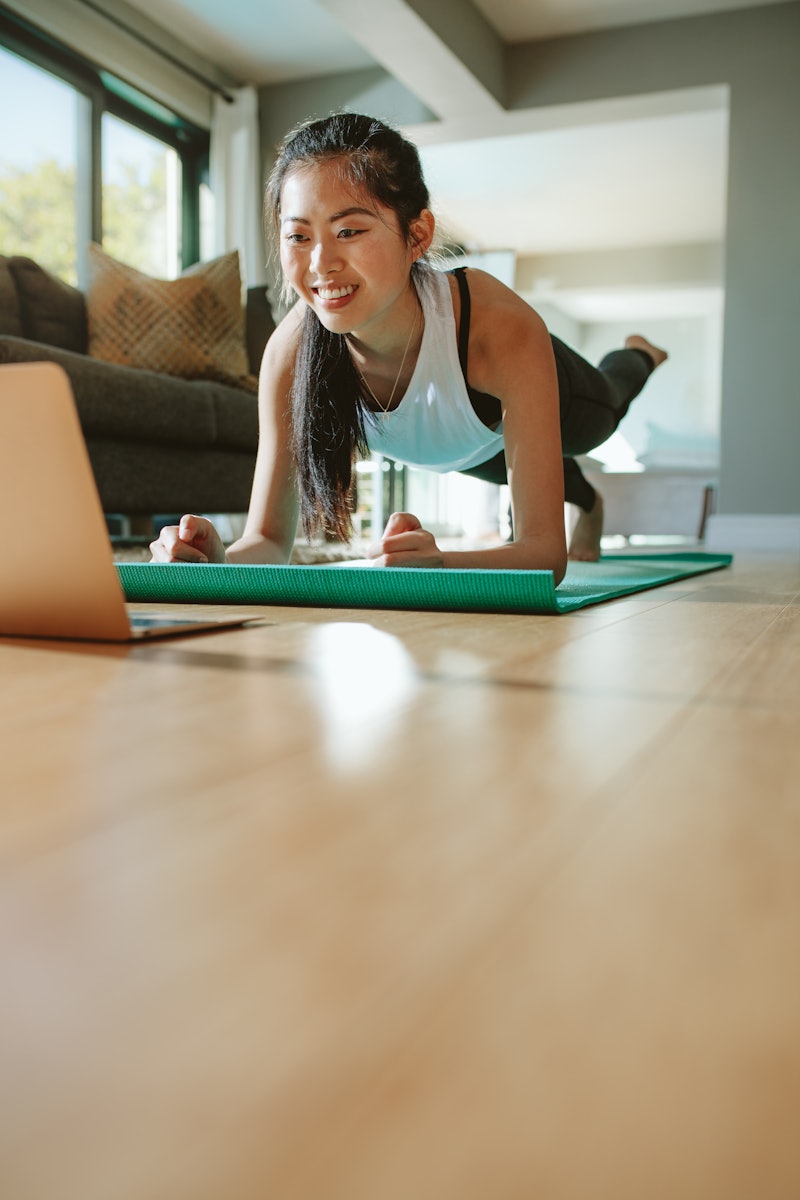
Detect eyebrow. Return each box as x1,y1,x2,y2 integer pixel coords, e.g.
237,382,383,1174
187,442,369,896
281,206,377,226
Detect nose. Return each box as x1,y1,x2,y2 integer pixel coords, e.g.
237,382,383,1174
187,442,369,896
310,237,342,277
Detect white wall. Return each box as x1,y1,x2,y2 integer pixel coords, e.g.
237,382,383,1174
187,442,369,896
506,3,800,526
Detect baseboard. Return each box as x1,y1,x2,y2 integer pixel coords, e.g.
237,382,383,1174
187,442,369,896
705,514,800,553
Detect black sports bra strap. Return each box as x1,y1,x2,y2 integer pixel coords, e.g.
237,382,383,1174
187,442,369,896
448,266,503,431
451,266,471,373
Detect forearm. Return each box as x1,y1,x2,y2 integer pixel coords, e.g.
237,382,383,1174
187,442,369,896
441,537,567,583
224,533,291,565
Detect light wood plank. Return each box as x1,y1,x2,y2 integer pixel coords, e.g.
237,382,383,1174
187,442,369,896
1,553,798,1200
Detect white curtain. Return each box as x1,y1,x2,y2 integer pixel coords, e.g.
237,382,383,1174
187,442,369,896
209,86,265,287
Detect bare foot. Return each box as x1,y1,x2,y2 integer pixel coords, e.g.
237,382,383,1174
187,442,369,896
625,334,668,369
568,492,604,562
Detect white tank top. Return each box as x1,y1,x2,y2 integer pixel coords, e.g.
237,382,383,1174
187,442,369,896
364,268,504,472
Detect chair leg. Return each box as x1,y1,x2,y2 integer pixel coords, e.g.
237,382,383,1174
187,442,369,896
698,485,716,540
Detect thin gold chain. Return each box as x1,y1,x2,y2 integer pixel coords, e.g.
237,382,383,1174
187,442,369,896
352,304,420,415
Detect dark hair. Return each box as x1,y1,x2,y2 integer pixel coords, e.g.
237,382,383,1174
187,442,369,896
266,112,431,541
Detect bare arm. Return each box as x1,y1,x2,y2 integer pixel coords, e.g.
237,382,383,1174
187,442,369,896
372,271,568,582
225,307,303,564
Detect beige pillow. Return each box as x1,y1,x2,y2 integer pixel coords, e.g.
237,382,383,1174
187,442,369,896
87,244,257,391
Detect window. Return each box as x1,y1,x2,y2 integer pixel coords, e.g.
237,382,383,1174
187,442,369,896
0,13,208,286
0,46,83,284
102,113,182,279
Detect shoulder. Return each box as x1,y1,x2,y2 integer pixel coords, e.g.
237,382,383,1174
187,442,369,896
454,268,552,394
454,267,543,328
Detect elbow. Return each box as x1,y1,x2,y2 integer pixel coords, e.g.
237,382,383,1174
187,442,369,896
540,529,568,586
512,535,567,583
547,539,567,586
550,530,568,585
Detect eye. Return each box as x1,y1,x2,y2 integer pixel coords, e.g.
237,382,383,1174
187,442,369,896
337,227,363,239
284,231,308,244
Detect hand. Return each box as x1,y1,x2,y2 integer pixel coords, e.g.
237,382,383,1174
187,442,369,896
149,514,227,564
368,512,444,568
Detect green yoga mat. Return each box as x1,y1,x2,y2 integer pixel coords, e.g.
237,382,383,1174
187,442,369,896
118,552,732,616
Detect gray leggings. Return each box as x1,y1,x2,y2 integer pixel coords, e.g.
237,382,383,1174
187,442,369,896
462,337,654,511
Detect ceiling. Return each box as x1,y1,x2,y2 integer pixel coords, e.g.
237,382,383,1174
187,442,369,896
122,0,789,87
120,0,787,319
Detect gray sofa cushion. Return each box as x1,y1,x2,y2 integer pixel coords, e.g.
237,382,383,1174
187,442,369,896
5,256,87,353
0,336,258,452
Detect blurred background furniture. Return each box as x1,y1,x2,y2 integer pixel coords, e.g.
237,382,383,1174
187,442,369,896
582,465,718,542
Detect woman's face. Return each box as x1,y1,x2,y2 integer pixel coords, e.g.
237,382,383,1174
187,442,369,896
279,159,427,341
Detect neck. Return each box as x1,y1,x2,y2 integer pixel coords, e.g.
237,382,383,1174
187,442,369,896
346,282,421,362
347,287,423,412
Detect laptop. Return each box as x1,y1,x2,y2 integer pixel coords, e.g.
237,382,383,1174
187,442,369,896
0,361,254,642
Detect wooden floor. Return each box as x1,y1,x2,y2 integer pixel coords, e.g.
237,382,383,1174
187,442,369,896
1,552,798,1200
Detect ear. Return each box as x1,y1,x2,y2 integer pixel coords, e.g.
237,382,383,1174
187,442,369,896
408,209,435,261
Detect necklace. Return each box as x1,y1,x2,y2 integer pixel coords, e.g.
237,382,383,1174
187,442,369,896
351,303,420,415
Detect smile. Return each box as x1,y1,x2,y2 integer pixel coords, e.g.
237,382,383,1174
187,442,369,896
314,285,357,300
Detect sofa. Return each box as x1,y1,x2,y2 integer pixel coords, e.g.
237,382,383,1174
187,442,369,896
0,252,276,520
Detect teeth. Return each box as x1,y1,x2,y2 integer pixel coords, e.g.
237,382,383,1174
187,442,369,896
316,285,355,300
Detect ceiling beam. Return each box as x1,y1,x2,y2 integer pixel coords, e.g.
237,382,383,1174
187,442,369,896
317,0,506,119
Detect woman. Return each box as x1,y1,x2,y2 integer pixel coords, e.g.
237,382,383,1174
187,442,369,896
150,113,666,583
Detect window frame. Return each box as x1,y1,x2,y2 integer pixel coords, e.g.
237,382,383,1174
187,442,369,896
0,6,209,279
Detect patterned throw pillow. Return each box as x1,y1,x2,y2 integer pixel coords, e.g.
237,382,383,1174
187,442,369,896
86,244,257,391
